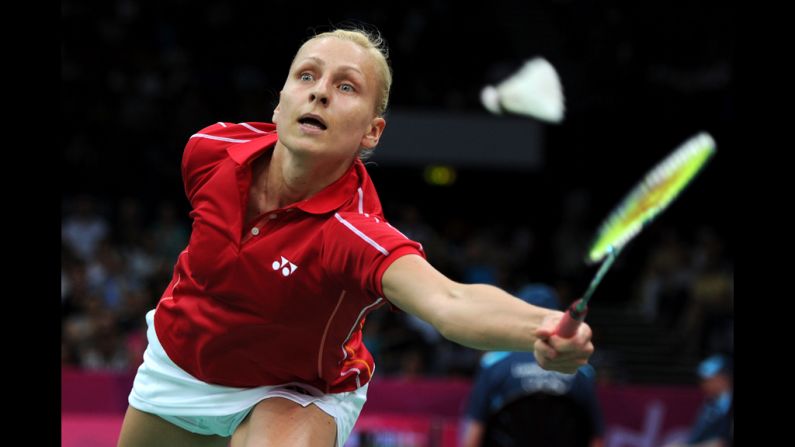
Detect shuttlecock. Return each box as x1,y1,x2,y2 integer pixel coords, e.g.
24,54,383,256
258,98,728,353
480,57,565,123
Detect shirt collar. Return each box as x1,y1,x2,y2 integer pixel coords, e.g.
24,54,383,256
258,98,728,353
227,128,365,216
294,159,363,215
226,123,279,166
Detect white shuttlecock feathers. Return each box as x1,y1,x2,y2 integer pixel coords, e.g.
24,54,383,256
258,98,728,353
480,57,565,123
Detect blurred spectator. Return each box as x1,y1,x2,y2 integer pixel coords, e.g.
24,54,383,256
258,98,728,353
86,239,139,311
81,310,131,371
461,233,500,286
553,189,593,280
62,195,109,262
461,284,604,447
678,228,733,356
150,201,189,263
62,245,76,302
63,294,111,368
635,228,693,325
62,246,88,313
360,307,430,377
122,233,164,287
117,196,146,249
663,354,733,447
391,204,437,246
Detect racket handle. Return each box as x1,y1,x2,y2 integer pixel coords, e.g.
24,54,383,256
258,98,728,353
554,298,588,338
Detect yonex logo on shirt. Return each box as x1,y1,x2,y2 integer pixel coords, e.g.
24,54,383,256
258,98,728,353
272,256,298,277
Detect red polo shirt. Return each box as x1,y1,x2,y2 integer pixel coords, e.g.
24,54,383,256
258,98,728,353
155,121,425,393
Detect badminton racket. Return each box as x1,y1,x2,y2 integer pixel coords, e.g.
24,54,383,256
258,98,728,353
554,132,717,337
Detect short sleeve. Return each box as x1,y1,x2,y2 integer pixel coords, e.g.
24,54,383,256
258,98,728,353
322,212,426,301
181,122,266,201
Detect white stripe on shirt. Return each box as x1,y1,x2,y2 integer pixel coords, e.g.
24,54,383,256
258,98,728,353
238,122,267,134
190,133,251,143
334,213,389,256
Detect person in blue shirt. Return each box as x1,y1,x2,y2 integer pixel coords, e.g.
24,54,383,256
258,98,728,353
665,354,733,447
461,284,605,447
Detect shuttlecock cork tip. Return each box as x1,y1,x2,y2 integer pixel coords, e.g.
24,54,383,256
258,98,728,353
480,85,502,115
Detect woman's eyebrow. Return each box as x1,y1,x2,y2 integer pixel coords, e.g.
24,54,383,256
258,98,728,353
299,56,364,77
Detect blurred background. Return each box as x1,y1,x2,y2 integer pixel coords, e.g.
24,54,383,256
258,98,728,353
62,0,734,446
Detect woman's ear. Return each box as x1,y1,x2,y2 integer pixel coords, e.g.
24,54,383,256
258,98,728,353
360,117,386,149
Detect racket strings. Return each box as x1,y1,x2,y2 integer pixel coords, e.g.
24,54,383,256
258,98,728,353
588,132,716,264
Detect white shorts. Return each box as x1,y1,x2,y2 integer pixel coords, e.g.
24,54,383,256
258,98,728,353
128,309,368,447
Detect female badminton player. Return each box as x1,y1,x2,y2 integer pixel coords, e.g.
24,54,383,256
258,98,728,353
116,26,595,447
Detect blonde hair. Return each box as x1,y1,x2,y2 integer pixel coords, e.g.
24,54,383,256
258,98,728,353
297,28,392,117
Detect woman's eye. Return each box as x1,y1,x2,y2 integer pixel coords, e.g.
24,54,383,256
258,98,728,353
340,83,355,93
300,73,313,81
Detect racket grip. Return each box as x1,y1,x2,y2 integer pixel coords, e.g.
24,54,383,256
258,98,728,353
554,298,588,338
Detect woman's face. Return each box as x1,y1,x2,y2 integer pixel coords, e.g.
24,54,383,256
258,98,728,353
274,37,385,163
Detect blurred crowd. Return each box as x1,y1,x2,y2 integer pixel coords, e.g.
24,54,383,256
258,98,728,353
61,193,732,382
